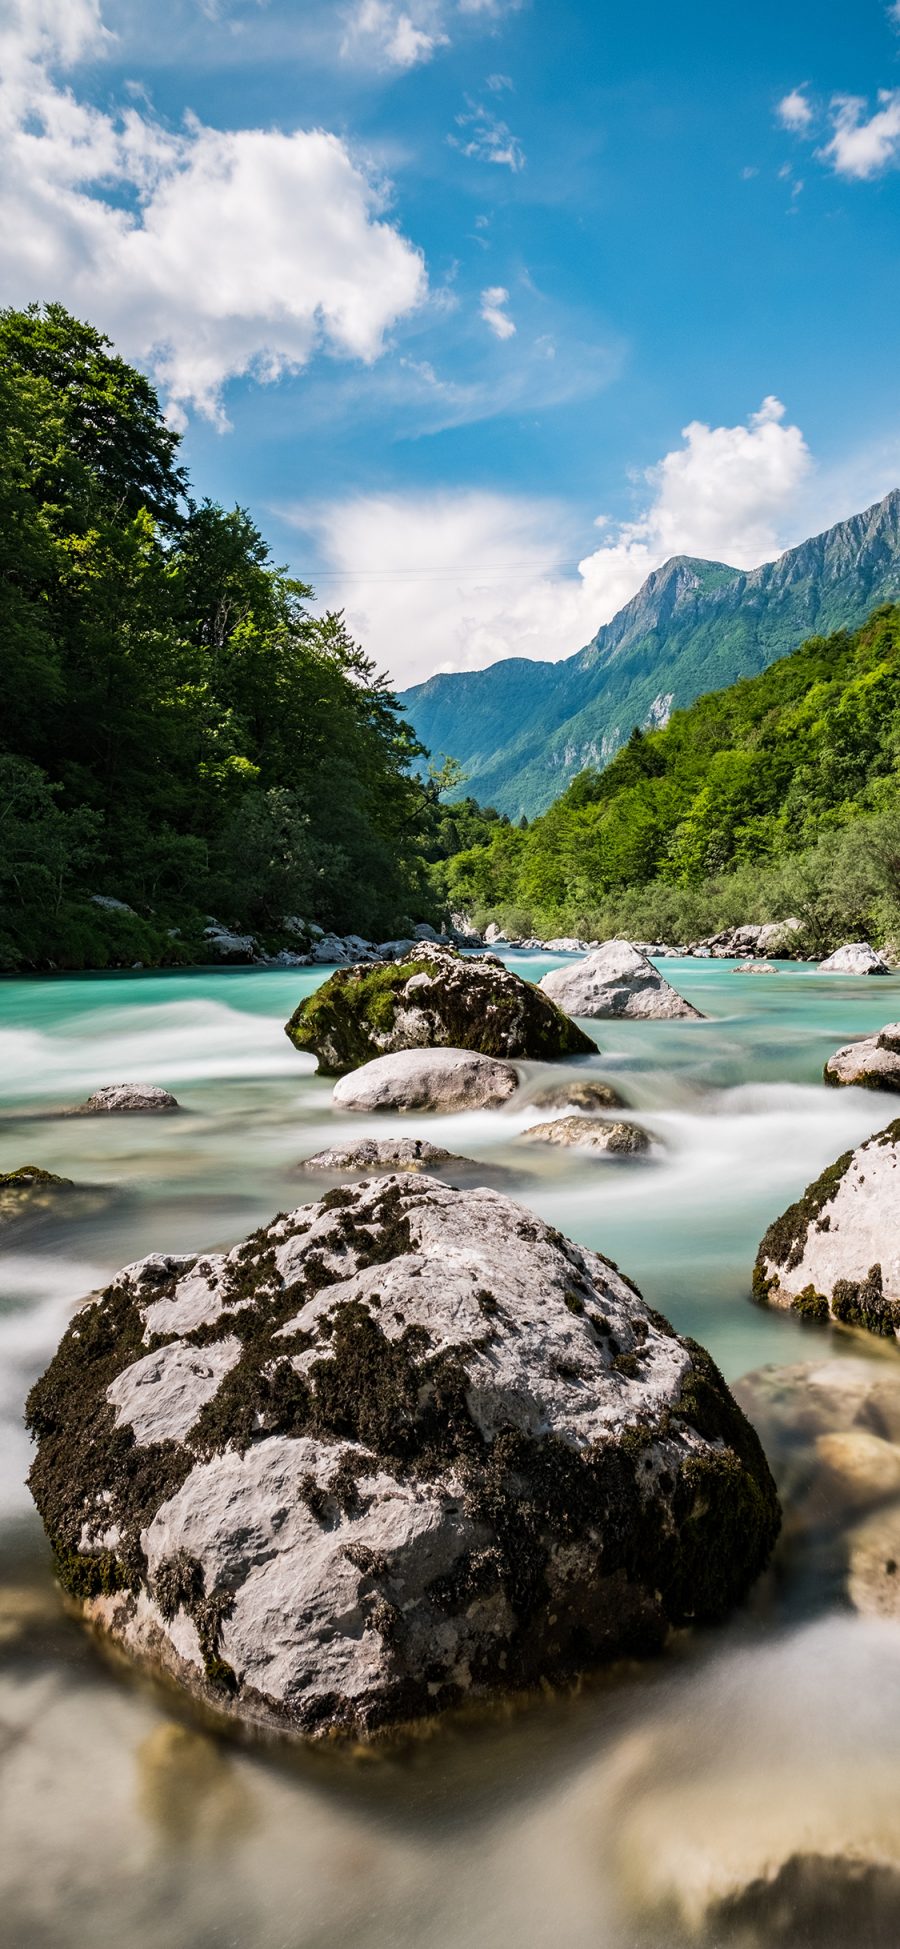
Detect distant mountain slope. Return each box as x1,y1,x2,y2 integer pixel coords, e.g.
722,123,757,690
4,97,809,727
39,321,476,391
400,489,900,818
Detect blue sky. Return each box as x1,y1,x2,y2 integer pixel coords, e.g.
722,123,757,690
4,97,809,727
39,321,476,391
3,0,900,683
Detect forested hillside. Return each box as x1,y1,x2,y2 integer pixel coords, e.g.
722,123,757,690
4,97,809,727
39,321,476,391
0,305,438,971
403,492,900,818
437,607,900,952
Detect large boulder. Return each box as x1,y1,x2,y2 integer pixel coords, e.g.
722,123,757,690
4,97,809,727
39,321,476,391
331,1047,519,1114
520,1116,651,1155
825,1025,900,1093
753,1119,900,1339
27,1176,779,1743
539,940,703,1021
284,943,594,1076
818,941,890,975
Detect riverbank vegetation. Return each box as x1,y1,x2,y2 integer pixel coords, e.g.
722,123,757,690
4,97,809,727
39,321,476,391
436,607,900,953
0,304,441,971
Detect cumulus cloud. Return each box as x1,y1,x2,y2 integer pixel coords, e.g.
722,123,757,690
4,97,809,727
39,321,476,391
286,398,812,686
480,285,515,338
777,87,813,132
0,0,427,423
340,0,449,70
449,96,525,169
820,90,900,178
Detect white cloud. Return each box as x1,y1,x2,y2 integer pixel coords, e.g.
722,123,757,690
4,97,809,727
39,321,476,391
449,96,525,169
340,0,449,70
286,398,812,687
777,87,813,132
480,285,515,338
0,0,427,423
820,89,900,178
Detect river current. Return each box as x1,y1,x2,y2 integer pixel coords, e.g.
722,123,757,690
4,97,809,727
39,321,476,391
2,953,900,1948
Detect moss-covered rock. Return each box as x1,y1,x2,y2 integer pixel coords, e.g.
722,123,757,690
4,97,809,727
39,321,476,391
754,1119,900,1339
27,1177,778,1744
1,1165,73,1229
284,943,595,1075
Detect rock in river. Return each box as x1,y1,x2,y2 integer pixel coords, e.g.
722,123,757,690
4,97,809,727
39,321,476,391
284,942,594,1075
331,1047,519,1114
521,1116,651,1155
825,1024,900,1093
753,1118,900,1338
26,1175,778,1743
818,941,890,975
300,1138,459,1173
539,940,704,1021
529,1076,627,1113
72,1084,180,1114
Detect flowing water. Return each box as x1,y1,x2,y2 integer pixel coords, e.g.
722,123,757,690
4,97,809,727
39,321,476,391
3,955,900,1947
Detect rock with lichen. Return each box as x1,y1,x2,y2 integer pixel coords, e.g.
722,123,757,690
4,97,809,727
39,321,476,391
753,1120,900,1339
284,942,594,1076
300,1138,460,1173
825,1024,900,1093
0,1165,73,1228
520,1116,651,1155
27,1176,778,1744
539,941,704,1021
331,1046,520,1114
72,1084,180,1114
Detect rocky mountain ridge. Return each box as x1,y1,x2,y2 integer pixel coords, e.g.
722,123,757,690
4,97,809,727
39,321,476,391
401,489,900,818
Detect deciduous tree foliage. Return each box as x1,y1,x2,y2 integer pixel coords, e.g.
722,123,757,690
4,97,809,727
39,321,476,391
0,304,436,968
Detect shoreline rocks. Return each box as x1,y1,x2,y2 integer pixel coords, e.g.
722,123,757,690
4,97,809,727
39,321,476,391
825,1024,900,1093
753,1119,900,1338
284,942,594,1076
331,1047,519,1114
539,940,704,1021
27,1176,779,1743
818,941,890,975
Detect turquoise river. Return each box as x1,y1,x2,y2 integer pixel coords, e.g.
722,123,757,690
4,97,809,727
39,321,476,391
2,952,900,1948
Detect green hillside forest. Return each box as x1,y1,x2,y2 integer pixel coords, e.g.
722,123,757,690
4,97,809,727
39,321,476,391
0,304,444,971
437,605,900,954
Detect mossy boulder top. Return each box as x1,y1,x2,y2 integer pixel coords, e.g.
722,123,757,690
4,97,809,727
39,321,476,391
283,943,595,1075
754,1119,900,1338
28,1175,777,1744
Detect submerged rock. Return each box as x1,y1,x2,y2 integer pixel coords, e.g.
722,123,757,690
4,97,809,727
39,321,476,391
818,941,890,975
539,940,704,1021
825,1024,900,1093
331,1047,519,1114
753,1119,900,1339
529,1076,627,1113
72,1084,180,1114
521,1116,651,1155
734,959,779,975
285,942,594,1075
27,1176,778,1743
736,1358,900,1627
0,1166,73,1228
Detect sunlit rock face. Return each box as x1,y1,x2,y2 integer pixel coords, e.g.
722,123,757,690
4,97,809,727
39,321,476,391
284,942,595,1076
539,941,704,1021
754,1120,900,1339
825,1024,900,1093
818,942,890,975
27,1176,777,1743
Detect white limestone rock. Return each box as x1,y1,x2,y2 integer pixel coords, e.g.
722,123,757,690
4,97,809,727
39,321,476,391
539,940,704,1021
754,1118,900,1337
26,1177,778,1743
203,923,258,962
734,959,779,975
521,1115,651,1155
332,1047,519,1113
818,941,890,975
825,1024,900,1093
73,1083,180,1114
